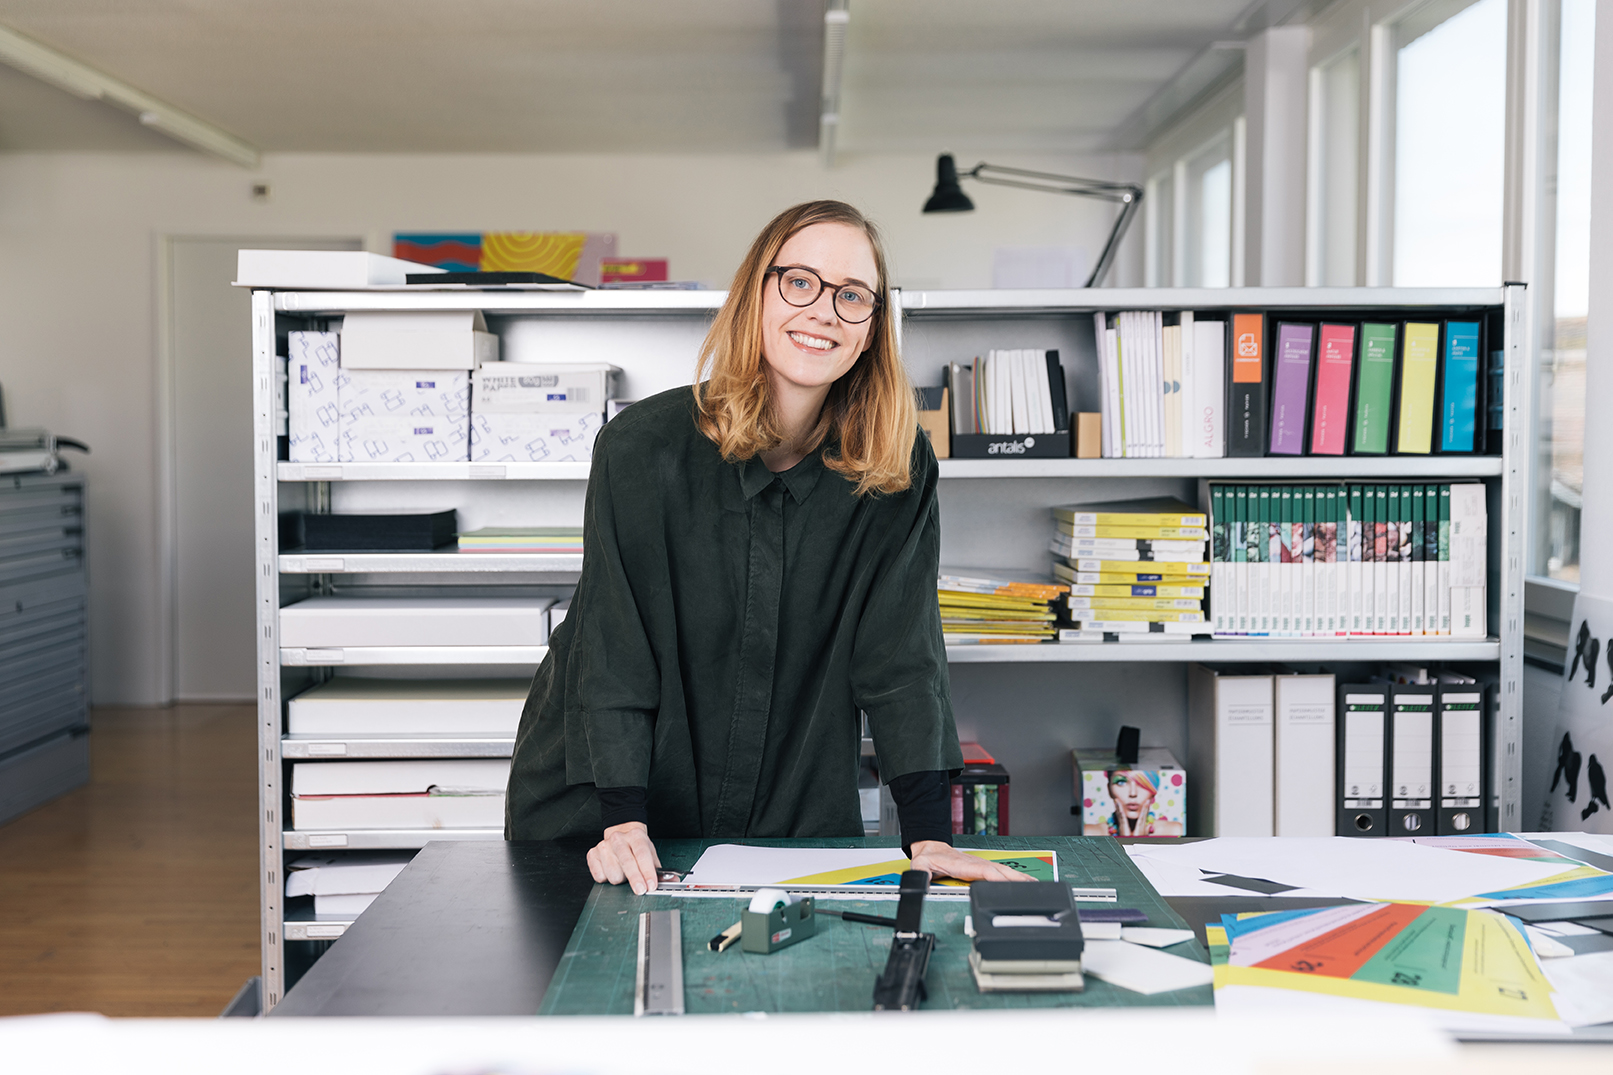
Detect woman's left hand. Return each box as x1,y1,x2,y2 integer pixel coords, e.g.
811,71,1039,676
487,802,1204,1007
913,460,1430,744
908,841,1032,882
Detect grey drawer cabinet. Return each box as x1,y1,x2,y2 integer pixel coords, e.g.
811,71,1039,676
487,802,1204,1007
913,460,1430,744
0,472,88,826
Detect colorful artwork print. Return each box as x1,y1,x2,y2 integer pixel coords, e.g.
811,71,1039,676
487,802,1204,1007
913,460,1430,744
1083,768,1185,837
394,232,617,284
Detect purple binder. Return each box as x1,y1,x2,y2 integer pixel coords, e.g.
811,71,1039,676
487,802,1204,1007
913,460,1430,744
1268,322,1315,455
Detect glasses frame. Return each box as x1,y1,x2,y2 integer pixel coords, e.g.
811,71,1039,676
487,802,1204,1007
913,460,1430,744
765,265,880,324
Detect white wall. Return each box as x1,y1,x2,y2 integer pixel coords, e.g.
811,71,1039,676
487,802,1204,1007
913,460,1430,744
0,148,1142,705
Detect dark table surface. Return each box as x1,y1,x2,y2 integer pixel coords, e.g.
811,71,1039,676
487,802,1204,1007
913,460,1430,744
271,838,1358,1017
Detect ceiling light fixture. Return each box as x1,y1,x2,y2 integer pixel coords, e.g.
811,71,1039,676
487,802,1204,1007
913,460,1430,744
0,23,259,168
922,153,1144,287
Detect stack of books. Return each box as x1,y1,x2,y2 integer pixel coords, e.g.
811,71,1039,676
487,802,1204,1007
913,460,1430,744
457,527,584,554
937,570,1068,644
1049,497,1211,641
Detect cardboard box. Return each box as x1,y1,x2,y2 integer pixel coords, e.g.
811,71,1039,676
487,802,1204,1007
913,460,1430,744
917,385,950,459
341,311,499,370
1076,413,1102,458
287,678,530,736
279,596,555,648
470,411,602,462
1074,747,1186,837
288,331,341,462
338,413,470,462
473,362,620,413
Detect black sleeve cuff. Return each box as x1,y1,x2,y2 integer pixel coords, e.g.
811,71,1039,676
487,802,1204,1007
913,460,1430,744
598,785,648,831
888,769,953,859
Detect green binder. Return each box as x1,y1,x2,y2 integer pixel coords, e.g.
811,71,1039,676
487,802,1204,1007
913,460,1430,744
1352,323,1398,454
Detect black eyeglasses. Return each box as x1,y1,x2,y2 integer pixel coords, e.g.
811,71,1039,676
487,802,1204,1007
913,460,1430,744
767,265,879,324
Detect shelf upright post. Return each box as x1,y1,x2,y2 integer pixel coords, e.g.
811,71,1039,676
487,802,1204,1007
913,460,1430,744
251,289,286,1009
1498,281,1534,830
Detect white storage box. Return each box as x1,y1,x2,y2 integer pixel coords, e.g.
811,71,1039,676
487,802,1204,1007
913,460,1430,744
341,311,499,370
470,411,602,463
338,413,470,462
547,600,570,635
288,331,341,462
341,369,470,420
287,677,530,736
279,596,554,648
291,759,508,830
236,250,444,289
473,363,620,413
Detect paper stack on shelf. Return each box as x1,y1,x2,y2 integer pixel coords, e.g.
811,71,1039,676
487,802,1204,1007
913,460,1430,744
287,678,531,736
1091,311,1225,459
1050,497,1210,642
470,362,618,463
937,569,1067,644
290,759,510,829
280,596,555,647
457,527,584,554
943,349,1070,458
286,851,414,919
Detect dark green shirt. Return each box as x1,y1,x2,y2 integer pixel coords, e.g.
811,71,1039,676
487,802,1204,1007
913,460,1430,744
505,386,960,840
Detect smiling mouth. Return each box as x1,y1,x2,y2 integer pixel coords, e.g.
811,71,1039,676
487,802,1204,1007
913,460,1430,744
788,331,837,352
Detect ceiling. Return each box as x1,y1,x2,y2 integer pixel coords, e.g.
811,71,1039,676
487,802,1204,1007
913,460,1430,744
0,0,1298,158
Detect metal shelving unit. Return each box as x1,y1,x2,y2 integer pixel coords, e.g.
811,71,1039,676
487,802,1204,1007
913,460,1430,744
253,282,1530,1010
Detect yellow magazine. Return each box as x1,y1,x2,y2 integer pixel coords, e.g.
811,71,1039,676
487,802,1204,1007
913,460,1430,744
1069,559,1210,577
1056,520,1209,541
1066,597,1204,611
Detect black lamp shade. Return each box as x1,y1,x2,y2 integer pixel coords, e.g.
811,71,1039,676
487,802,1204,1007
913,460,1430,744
923,153,974,213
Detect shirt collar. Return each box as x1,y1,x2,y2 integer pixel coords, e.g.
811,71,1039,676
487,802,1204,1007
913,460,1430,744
738,450,826,503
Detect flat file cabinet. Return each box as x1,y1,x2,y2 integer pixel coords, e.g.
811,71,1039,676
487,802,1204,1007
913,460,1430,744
0,471,88,825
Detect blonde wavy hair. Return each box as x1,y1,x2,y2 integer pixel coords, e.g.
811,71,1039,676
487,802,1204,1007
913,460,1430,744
693,200,916,496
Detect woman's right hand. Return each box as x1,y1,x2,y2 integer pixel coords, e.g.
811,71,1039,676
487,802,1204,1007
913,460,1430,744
587,821,662,894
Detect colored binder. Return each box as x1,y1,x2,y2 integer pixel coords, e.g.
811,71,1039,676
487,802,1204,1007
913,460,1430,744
1310,323,1356,455
1395,322,1440,454
1268,322,1315,455
1388,682,1437,835
1274,671,1337,836
1351,323,1397,454
1439,321,1481,452
1336,682,1388,836
1228,313,1267,457
1436,684,1488,834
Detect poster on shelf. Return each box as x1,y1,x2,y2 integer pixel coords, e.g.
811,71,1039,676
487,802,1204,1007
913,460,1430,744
1540,592,1613,834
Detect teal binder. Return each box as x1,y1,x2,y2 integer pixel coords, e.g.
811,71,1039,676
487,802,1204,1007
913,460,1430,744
1439,322,1480,452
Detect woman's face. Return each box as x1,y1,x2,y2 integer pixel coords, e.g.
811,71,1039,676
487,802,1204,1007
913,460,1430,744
758,222,879,397
1109,772,1156,820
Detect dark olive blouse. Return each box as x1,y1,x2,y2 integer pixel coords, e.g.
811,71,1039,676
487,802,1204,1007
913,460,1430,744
504,386,961,841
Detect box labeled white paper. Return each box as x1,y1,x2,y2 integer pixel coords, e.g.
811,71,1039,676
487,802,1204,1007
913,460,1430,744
473,363,620,413
287,677,530,736
338,413,470,462
279,596,554,648
341,311,499,370
470,411,602,462
288,331,341,462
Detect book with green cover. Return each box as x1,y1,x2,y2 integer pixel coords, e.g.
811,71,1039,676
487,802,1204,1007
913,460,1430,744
1352,323,1398,454
1396,322,1441,454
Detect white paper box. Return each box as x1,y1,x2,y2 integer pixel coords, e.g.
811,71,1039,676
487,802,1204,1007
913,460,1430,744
338,413,470,462
290,758,509,830
279,596,554,648
293,758,510,795
341,368,470,421
236,250,445,289
288,331,341,462
547,600,571,636
470,411,602,462
292,793,505,830
473,363,620,413
287,677,530,736
341,311,499,370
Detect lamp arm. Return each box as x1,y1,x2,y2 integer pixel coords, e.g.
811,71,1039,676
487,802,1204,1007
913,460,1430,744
962,160,1144,287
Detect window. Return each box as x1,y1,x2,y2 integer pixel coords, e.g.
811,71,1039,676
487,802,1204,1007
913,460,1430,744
1391,0,1508,286
1537,0,1594,581
1308,48,1359,286
1183,136,1234,287
1145,170,1175,287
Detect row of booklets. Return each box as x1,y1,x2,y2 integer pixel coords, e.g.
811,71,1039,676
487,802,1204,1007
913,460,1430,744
1091,311,1501,458
1191,664,1495,838
946,350,1070,437
1207,483,1488,639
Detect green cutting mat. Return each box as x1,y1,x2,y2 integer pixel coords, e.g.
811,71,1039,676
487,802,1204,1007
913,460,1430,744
538,836,1212,1014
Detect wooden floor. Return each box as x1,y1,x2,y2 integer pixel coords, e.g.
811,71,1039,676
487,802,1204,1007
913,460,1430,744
0,705,260,1017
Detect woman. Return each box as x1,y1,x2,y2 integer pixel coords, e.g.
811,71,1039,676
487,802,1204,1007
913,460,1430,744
1087,769,1183,837
505,200,1022,893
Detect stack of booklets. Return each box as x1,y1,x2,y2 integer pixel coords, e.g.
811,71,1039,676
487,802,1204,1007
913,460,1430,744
1092,311,1226,458
1207,482,1487,638
1049,497,1211,641
937,570,1068,644
945,351,1069,437
457,527,584,554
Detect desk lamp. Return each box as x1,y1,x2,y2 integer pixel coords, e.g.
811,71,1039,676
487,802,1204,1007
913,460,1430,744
921,153,1144,287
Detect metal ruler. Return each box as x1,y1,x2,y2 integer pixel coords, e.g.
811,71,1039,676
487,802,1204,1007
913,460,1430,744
634,909,684,1016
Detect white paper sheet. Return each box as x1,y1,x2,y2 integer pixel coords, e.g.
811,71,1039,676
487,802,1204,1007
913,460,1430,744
1122,848,1296,897
678,845,904,887
1082,921,1122,940
1541,950,1613,1027
1080,939,1214,994
1119,927,1196,948
1128,837,1572,903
